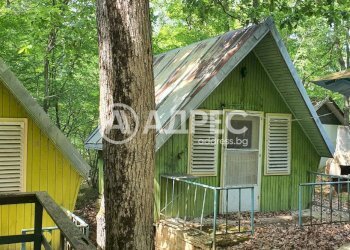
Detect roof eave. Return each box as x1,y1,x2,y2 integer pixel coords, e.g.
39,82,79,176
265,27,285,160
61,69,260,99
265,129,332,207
267,23,335,157
155,19,272,151
0,59,90,178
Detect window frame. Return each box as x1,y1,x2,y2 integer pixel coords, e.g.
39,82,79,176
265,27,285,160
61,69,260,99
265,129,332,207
0,118,27,192
187,110,219,177
264,113,292,176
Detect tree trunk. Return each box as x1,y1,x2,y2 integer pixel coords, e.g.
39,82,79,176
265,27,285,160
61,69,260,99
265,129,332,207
346,24,349,68
96,0,155,249
43,29,56,113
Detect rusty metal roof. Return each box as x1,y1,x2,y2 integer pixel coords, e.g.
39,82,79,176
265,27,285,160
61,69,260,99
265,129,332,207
86,23,261,151
154,26,258,110
312,69,350,96
85,17,334,157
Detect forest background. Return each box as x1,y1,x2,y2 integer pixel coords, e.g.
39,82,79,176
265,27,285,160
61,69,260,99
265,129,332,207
0,0,349,184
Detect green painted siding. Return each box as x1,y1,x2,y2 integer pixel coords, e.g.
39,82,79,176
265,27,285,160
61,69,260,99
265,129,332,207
155,51,320,216
0,80,82,249
98,151,104,195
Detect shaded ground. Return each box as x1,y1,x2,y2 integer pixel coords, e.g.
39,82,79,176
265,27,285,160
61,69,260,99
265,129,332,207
165,211,350,249
74,184,100,245
73,181,350,249
231,211,350,249
232,223,350,249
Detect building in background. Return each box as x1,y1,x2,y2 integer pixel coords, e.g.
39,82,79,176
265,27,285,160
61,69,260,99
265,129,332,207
314,97,344,169
0,59,90,248
86,18,333,216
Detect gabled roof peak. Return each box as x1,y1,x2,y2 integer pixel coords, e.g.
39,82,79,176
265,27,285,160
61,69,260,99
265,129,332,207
86,17,334,157
0,59,90,178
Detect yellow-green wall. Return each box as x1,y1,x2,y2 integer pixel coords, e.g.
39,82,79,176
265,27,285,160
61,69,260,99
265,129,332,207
0,80,83,249
94,51,320,218
155,52,320,217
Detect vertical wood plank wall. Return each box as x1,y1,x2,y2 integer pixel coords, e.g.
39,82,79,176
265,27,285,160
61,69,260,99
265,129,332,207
0,80,82,249
155,51,320,217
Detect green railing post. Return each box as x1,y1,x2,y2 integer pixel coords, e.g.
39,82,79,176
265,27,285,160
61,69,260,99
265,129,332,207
165,178,168,216
184,184,190,223
171,179,175,217
348,182,350,222
225,189,228,234
251,187,254,234
330,185,333,223
320,183,323,222
212,189,218,250
310,185,313,226
200,188,207,231
298,185,302,227
193,185,197,218
238,188,241,232
34,201,43,250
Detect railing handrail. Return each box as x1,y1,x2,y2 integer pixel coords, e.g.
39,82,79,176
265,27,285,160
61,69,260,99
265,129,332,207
160,175,255,249
161,175,255,190
300,180,350,186
299,173,350,227
0,192,95,250
308,170,350,180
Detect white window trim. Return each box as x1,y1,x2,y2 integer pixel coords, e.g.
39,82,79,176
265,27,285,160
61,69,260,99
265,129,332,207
265,113,291,175
188,110,219,176
0,118,27,192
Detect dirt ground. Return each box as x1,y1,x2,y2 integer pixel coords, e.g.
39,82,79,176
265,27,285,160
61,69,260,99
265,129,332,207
231,211,350,249
74,184,100,245
74,185,350,249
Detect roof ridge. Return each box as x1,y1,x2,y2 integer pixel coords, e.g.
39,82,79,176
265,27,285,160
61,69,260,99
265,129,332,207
154,22,264,59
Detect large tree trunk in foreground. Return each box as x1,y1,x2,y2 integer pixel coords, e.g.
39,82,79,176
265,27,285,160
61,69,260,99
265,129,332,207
96,0,155,249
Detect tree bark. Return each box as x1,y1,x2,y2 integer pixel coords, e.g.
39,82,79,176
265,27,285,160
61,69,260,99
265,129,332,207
96,0,155,249
346,24,349,68
43,29,57,113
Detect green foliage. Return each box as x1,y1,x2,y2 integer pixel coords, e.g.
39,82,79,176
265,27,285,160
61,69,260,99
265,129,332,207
0,0,349,178
0,0,99,178
151,0,350,108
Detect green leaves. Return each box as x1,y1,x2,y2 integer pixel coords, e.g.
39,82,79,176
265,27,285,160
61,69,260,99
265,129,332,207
0,0,99,161
1,0,349,165
18,44,33,55
152,0,350,106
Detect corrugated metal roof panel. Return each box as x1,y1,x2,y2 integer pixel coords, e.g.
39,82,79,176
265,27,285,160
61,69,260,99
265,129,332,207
85,23,262,150
254,31,334,157
85,127,102,150
314,97,344,125
85,18,333,157
312,69,350,96
154,26,258,127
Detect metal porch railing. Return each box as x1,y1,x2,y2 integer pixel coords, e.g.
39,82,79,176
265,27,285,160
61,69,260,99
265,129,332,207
20,208,90,250
298,171,350,226
0,192,95,250
160,175,255,249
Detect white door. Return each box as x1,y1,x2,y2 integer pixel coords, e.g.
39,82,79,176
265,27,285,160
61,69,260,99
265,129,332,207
221,111,262,212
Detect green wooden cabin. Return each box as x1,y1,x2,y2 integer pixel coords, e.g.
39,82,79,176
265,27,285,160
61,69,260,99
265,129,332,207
85,18,334,217
0,59,90,249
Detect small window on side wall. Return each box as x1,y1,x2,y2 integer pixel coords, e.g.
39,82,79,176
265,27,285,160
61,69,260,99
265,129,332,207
265,113,291,175
0,119,27,192
188,110,219,176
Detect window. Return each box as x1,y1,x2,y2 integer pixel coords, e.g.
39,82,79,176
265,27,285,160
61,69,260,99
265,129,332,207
0,119,27,192
188,110,219,176
265,114,291,175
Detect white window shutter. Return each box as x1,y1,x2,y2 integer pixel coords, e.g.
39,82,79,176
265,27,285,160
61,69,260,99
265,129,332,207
265,114,291,175
188,111,219,176
0,120,26,192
